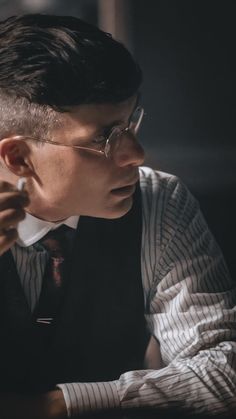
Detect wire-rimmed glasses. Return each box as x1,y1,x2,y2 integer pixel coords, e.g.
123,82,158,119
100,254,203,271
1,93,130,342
10,106,144,159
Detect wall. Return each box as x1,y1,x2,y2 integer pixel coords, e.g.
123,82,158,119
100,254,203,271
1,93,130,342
131,0,236,277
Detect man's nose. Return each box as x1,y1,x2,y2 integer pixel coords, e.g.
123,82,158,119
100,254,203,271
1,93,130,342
113,131,145,167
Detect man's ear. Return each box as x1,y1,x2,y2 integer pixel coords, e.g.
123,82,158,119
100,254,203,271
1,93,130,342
0,137,34,176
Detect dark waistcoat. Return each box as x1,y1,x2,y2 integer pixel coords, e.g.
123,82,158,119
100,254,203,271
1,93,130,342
0,186,149,393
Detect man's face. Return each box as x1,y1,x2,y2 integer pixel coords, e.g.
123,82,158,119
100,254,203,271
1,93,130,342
27,95,145,221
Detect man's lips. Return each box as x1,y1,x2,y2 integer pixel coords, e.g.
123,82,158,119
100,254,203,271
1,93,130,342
110,184,136,197
110,177,139,197
112,174,139,190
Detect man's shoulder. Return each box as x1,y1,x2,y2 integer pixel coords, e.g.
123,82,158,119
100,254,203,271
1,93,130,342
138,166,179,194
138,166,195,215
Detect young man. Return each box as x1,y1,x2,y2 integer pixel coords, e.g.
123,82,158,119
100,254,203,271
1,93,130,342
0,14,235,419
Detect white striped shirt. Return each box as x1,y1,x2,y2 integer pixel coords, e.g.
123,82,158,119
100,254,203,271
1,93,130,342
9,166,236,416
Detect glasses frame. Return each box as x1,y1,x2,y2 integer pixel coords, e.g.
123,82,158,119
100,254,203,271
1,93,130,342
8,106,144,159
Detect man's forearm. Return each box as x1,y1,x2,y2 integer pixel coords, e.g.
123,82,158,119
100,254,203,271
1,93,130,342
0,389,67,419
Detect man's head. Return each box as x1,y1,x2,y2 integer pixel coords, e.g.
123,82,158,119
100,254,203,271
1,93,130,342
0,14,145,221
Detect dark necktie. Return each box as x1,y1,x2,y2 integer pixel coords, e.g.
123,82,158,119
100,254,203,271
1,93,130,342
34,225,74,325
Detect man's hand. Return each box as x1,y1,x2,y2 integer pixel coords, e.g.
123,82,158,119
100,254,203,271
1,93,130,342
40,390,68,419
0,389,68,419
0,180,29,255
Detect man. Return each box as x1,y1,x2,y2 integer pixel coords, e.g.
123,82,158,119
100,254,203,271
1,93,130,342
0,13,235,419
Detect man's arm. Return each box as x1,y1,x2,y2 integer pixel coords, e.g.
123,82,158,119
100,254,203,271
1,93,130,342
0,180,29,256
57,170,236,417
115,172,236,413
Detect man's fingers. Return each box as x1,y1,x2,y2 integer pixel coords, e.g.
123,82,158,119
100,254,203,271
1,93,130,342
0,180,17,193
0,207,26,231
0,180,29,255
0,228,18,256
0,191,29,211
0,206,25,255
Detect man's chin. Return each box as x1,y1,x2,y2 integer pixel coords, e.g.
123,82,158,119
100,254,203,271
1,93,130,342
102,196,134,219
71,195,134,220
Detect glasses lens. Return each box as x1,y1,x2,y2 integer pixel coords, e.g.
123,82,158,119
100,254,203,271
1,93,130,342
104,107,144,158
105,126,122,157
129,106,144,133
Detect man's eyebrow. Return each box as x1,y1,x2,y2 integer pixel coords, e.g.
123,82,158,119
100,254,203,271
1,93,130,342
98,119,123,134
95,93,141,134
72,93,142,142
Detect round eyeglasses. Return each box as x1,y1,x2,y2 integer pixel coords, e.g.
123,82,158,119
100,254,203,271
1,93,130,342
10,106,144,159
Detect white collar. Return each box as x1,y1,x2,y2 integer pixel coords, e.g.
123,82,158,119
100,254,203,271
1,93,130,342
16,212,79,247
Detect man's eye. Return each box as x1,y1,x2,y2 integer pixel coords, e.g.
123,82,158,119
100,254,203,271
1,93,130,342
92,135,107,145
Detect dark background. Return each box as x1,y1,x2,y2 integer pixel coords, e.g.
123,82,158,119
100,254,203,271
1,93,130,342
0,0,235,277
131,0,236,279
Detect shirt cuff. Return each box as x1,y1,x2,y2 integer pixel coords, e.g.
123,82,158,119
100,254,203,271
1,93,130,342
57,381,120,417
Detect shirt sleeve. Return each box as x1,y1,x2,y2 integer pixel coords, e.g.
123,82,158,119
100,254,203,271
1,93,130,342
58,169,236,417
57,381,120,417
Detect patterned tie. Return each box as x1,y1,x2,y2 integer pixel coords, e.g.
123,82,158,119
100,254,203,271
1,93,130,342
42,228,66,288
35,225,74,325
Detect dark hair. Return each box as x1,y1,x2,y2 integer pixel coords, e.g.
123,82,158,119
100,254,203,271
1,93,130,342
0,14,142,139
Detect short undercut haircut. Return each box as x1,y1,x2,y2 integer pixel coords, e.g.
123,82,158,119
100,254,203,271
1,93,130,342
0,14,142,140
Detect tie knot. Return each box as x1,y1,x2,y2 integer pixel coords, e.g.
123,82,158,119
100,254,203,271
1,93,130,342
40,225,73,258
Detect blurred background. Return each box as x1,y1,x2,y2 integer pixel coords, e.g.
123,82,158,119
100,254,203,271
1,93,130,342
0,0,235,277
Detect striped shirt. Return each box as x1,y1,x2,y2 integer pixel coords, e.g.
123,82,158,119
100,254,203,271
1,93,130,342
10,166,236,416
